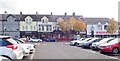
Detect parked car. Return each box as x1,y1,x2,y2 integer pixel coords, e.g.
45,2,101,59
76,38,92,47
91,38,114,50
29,38,42,42
0,56,11,61
0,36,24,59
82,38,102,48
99,38,120,54
13,38,35,53
13,38,31,56
70,38,85,46
47,38,56,42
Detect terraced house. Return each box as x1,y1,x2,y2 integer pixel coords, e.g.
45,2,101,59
0,12,118,39
2,14,20,38
20,14,37,38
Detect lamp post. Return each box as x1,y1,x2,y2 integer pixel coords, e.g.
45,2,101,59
91,26,94,37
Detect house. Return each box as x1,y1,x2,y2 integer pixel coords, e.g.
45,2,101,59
2,14,20,38
20,14,37,38
85,18,118,38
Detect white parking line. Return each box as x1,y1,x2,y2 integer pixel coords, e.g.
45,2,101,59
70,46,119,59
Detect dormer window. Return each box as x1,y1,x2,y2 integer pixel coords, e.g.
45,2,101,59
104,22,108,30
97,22,102,30
25,16,33,23
41,16,49,23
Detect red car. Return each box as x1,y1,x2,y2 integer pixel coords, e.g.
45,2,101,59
99,38,120,54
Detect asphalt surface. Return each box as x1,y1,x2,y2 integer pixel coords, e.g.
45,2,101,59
23,42,119,59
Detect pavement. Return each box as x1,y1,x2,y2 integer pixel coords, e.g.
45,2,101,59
23,42,120,60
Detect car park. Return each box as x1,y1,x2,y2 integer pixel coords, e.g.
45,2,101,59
70,38,85,46
76,38,92,47
13,38,31,56
91,38,114,50
0,36,24,59
81,38,102,48
29,38,42,42
99,38,120,54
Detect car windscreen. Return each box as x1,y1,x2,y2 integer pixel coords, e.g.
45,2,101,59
107,39,119,44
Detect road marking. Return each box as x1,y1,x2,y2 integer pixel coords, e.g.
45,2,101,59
69,46,119,59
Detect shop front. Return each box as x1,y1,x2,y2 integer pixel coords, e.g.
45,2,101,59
20,31,37,38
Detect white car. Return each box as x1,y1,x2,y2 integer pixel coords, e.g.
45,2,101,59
91,38,114,50
29,38,42,42
13,38,31,56
76,38,92,47
0,36,24,59
70,38,85,46
15,38,35,53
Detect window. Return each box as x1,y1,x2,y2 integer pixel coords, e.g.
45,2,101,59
104,25,108,30
46,26,49,31
42,26,44,31
42,20,44,23
97,25,102,30
34,26,36,30
26,26,28,31
30,26,32,31
22,26,24,31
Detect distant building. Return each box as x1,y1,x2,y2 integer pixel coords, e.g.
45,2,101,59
20,15,37,38
2,14,20,38
0,12,118,39
85,18,118,38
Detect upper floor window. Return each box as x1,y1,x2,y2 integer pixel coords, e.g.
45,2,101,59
41,16,49,23
31,26,32,31
26,26,28,31
25,16,33,23
97,22,102,30
22,26,24,31
104,25,108,30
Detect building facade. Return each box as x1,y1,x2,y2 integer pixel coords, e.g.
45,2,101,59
86,18,118,38
3,14,20,38
20,15,37,38
0,14,3,35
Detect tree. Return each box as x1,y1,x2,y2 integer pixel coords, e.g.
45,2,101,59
107,18,118,36
58,17,86,35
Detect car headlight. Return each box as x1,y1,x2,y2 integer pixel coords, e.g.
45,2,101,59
106,46,112,48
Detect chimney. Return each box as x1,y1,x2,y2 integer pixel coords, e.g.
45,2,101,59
4,11,7,14
36,11,38,15
51,12,53,15
20,11,22,15
64,12,67,16
73,12,75,16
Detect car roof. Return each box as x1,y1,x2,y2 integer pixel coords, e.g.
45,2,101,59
0,36,11,39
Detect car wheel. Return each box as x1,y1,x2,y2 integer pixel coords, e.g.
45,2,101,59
112,47,119,54
74,42,77,46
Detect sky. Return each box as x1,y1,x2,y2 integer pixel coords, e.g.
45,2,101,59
0,0,119,20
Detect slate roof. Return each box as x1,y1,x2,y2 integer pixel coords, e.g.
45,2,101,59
84,18,110,25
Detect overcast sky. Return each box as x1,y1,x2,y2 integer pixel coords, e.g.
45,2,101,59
0,0,119,20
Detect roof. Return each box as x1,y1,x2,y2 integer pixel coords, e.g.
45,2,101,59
84,18,110,25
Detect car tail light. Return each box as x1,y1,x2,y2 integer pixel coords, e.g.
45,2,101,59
6,45,18,50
